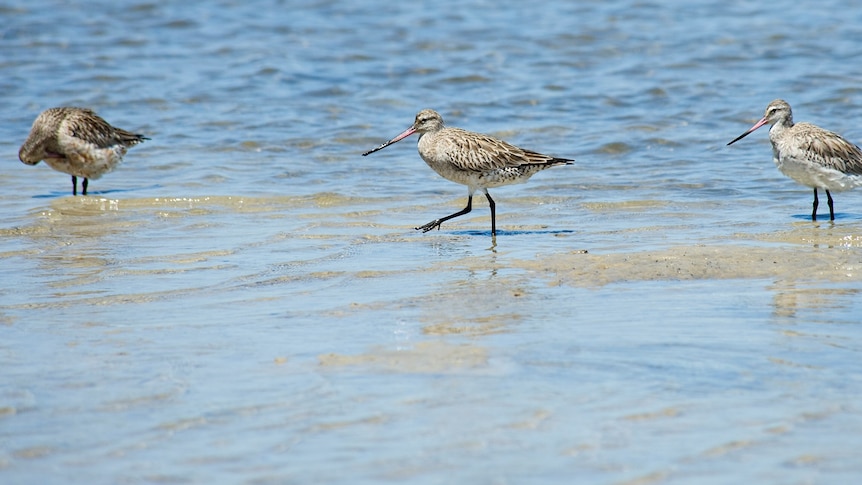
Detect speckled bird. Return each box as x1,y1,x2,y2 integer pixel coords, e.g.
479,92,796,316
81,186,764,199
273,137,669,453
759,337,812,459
727,99,862,220
19,107,149,196
363,109,573,236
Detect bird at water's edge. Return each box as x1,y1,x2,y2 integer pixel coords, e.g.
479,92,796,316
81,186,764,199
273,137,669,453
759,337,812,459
727,99,862,221
19,107,149,196
363,109,573,236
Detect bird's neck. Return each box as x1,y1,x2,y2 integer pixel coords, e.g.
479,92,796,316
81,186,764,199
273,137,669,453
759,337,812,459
769,116,793,139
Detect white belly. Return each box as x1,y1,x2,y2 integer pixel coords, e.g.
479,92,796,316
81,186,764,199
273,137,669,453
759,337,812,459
775,154,862,193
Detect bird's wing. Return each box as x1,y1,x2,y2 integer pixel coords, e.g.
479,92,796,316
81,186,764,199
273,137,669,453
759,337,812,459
792,123,862,175
440,128,572,172
64,109,146,149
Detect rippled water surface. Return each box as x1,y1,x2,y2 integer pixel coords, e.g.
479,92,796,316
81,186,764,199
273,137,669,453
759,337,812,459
3,1,862,483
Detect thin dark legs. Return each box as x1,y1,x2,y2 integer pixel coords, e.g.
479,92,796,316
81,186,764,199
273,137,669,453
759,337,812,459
416,195,474,234
71,176,89,196
415,189,499,236
484,189,496,236
812,188,836,221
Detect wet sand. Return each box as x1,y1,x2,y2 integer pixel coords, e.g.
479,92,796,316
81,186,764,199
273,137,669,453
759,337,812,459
520,239,862,287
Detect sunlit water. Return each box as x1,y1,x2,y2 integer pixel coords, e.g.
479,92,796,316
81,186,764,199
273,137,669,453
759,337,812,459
2,1,862,483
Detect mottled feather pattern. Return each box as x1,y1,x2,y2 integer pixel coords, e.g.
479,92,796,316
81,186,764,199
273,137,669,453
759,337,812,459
46,133,125,179
412,110,572,189
730,99,862,188
19,107,148,193
63,108,146,149
430,127,572,173
729,99,862,220
363,108,573,234
790,123,862,175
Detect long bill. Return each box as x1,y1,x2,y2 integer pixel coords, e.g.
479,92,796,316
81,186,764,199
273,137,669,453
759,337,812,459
727,117,769,146
362,126,417,156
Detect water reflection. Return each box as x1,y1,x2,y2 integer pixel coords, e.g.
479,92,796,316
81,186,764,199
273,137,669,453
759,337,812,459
770,281,861,321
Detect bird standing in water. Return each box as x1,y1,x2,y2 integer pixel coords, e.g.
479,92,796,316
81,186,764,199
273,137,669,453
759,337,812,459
728,99,862,220
19,107,149,195
363,109,573,236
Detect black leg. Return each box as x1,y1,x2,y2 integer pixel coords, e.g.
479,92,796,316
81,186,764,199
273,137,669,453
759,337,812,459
415,196,473,233
72,175,78,196
826,190,835,221
483,190,496,237
812,188,818,221
82,178,88,196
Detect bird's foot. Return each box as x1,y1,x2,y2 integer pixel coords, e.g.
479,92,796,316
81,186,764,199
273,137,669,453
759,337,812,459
415,219,442,233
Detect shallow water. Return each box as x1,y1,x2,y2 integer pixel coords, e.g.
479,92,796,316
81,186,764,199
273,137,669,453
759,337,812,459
2,1,862,483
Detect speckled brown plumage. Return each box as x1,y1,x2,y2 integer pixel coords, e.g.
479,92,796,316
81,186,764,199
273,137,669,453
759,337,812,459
19,107,149,195
728,99,862,220
363,109,573,236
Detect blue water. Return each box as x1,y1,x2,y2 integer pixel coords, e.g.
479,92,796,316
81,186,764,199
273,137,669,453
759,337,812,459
2,1,862,483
